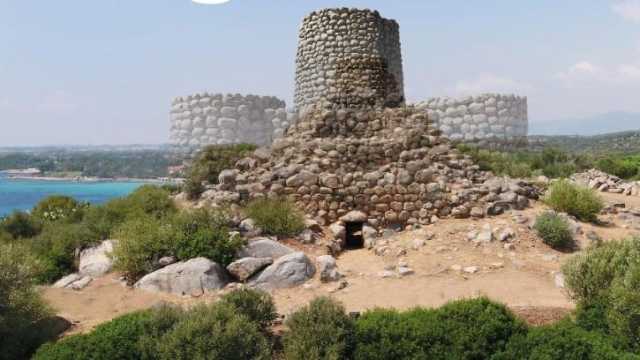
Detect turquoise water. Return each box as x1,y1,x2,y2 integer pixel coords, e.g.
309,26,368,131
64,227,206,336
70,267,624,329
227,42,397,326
0,176,145,217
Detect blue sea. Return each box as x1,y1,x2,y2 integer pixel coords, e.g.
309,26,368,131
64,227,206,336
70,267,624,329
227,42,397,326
0,175,145,217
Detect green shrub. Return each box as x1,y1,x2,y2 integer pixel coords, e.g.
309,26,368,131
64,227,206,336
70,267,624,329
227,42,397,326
183,169,206,200
284,297,355,360
32,195,86,223
191,144,257,184
29,222,100,283
492,320,637,360
563,237,640,351
125,185,177,219
219,288,277,332
545,180,603,222
0,210,42,239
245,197,305,237
0,243,54,360
34,305,184,360
597,156,640,179
542,162,577,178
157,303,271,360
534,212,575,250
562,238,640,304
112,215,175,282
354,297,526,360
171,209,244,267
606,265,640,351
81,199,130,240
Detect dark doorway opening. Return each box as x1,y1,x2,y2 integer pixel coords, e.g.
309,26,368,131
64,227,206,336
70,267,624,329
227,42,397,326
345,222,364,249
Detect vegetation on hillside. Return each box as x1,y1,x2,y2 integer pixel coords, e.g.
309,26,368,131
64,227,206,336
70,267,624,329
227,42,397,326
457,145,640,180
0,149,181,178
185,144,257,199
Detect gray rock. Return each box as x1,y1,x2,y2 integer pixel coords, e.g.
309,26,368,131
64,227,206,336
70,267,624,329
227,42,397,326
237,238,294,260
317,255,341,282
249,252,315,290
158,256,177,267
53,273,82,288
135,258,229,295
339,210,367,223
227,257,273,282
70,276,93,291
79,240,116,278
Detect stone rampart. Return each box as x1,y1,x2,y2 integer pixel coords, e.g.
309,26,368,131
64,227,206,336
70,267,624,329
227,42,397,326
294,8,404,111
169,93,296,149
417,94,528,147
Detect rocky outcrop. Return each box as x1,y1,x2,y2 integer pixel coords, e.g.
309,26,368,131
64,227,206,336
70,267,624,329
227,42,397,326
572,169,640,196
78,240,116,278
134,258,229,295
226,257,273,282
236,238,294,260
249,252,315,290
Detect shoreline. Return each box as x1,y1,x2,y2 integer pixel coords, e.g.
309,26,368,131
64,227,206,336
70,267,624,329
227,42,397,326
0,174,181,184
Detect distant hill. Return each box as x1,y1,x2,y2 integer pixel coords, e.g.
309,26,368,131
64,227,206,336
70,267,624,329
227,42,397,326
530,111,640,136
528,130,640,154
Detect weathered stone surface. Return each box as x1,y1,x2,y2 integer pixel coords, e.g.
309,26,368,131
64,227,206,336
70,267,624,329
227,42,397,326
79,240,116,278
317,255,341,282
135,258,229,295
227,257,273,282
236,238,294,260
53,273,83,288
340,210,368,223
249,252,316,290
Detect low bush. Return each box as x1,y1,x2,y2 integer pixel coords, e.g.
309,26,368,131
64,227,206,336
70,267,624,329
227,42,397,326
112,215,175,282
32,195,86,223
183,144,257,200
29,222,100,283
596,156,640,180
245,197,305,237
354,297,526,360
124,185,177,219
562,237,640,351
157,303,272,360
171,209,244,267
534,212,575,250
81,198,130,240
0,210,42,239
545,180,603,222
219,288,277,332
34,305,185,360
492,320,637,360
284,297,355,360
0,243,54,360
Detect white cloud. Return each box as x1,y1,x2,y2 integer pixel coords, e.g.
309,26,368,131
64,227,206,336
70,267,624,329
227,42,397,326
612,0,640,22
453,73,532,95
556,60,640,85
192,0,232,4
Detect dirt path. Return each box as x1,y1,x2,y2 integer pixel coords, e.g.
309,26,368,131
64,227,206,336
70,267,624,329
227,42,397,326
43,196,640,334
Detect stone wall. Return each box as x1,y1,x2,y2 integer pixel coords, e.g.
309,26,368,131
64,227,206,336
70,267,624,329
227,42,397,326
169,93,296,149
417,94,528,147
294,8,405,111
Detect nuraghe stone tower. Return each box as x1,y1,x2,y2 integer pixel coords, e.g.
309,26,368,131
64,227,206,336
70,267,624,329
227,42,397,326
203,8,538,251
294,8,404,111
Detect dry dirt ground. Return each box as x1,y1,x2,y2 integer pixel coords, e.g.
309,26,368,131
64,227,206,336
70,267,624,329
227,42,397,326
43,192,640,334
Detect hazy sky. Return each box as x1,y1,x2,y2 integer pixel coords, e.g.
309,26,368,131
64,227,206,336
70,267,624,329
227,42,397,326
2,0,640,145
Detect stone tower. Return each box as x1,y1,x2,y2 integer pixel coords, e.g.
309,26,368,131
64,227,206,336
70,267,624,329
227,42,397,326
294,8,405,111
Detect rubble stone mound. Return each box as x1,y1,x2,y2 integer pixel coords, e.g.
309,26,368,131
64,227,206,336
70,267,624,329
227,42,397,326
205,105,538,231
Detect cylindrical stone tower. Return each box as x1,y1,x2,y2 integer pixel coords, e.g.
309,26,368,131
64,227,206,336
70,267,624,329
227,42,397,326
294,8,405,111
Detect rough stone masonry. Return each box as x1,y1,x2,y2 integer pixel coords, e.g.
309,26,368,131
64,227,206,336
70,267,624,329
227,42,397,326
169,8,528,150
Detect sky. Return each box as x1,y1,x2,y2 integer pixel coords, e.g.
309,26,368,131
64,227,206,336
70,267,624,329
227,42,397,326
1,0,640,145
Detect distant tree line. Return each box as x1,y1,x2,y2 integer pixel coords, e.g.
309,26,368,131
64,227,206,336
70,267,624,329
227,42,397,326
0,150,183,179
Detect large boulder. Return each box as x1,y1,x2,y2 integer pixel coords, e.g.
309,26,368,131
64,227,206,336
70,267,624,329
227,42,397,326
317,255,341,282
237,238,294,260
135,258,229,295
79,240,116,278
226,257,273,282
249,252,315,290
